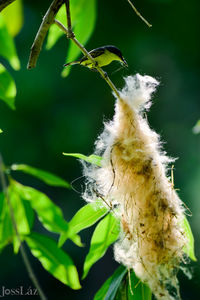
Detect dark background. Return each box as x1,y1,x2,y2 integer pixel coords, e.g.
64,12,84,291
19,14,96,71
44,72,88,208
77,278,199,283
0,0,200,299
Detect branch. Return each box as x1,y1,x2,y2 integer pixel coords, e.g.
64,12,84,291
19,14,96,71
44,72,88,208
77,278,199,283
127,0,152,28
65,0,73,37
54,19,120,99
0,154,47,300
0,0,16,12
27,0,64,69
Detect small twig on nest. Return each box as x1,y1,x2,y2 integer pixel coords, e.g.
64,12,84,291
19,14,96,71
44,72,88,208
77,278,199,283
0,0,16,12
27,0,64,69
127,0,152,28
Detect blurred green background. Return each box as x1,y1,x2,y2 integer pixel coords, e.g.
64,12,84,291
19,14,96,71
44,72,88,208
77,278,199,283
0,0,200,299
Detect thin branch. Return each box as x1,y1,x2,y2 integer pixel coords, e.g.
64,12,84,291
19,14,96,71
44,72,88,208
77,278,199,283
0,154,47,300
54,19,120,99
65,0,73,37
127,0,152,28
0,0,16,12
27,0,64,69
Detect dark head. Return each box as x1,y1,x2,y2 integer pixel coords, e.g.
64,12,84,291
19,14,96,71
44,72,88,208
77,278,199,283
104,45,128,66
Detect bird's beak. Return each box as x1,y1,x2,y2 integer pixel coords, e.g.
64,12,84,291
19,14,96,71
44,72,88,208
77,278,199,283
122,58,128,67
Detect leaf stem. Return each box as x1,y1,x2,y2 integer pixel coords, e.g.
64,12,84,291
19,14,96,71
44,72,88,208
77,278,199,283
0,154,47,300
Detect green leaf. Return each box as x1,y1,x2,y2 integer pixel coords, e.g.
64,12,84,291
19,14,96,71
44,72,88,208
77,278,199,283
8,184,34,236
25,232,81,289
11,164,70,188
0,189,34,254
0,63,16,109
0,15,20,70
82,213,120,279
125,271,152,300
46,4,66,50
63,152,102,167
0,129,3,133
62,0,97,77
59,202,109,247
182,216,197,261
11,180,82,246
8,185,35,254
0,192,13,251
1,0,23,37
94,265,127,300
11,180,68,233
192,120,200,135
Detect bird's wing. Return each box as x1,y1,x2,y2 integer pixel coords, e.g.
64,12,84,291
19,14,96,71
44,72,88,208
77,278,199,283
90,48,105,58
80,48,105,63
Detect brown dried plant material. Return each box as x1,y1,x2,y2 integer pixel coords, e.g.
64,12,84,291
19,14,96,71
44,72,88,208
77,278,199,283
83,74,187,299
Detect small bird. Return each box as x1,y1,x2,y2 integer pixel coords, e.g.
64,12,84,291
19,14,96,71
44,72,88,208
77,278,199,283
63,45,128,70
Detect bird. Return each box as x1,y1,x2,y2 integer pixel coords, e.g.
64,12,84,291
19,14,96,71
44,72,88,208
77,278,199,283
63,45,128,70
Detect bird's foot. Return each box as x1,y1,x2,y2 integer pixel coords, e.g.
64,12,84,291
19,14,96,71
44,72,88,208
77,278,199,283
103,71,108,79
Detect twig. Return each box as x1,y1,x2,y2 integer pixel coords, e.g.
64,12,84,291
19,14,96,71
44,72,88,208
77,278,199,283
128,269,134,295
0,154,47,300
127,0,152,28
65,0,73,37
0,0,16,12
27,0,64,69
54,19,120,99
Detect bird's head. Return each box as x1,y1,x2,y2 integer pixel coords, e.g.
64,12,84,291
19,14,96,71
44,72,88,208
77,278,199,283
105,45,128,67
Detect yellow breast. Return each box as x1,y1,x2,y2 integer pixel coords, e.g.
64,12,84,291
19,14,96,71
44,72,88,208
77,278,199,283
81,50,121,68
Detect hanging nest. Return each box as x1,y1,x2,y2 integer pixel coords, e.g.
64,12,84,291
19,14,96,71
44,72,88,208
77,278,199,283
83,74,187,299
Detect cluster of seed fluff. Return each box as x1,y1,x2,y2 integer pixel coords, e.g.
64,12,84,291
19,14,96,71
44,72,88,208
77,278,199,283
83,74,187,299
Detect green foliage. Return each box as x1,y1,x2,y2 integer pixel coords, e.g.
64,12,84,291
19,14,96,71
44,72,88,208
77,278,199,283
59,201,109,247
182,216,197,261
123,271,152,300
25,232,81,290
82,213,120,279
0,188,34,253
10,180,81,246
63,152,102,166
11,163,70,188
11,180,68,233
192,120,200,135
0,0,22,109
1,0,23,37
94,266,152,300
0,15,20,70
94,265,127,300
0,192,13,252
8,184,34,235
0,63,16,109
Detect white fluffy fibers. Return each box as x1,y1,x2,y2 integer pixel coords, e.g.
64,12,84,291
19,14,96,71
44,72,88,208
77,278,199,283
83,74,187,299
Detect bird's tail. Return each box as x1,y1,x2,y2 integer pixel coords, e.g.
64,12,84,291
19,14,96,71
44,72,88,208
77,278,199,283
63,61,79,67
